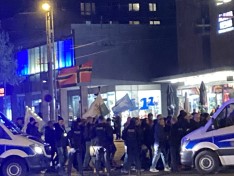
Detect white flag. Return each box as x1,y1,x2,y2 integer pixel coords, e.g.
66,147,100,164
82,94,110,119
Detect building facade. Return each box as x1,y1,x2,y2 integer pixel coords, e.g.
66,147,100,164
154,0,234,114
1,0,178,122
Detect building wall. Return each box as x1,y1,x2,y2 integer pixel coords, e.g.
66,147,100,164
72,24,178,81
176,0,211,73
209,1,234,68
176,0,234,73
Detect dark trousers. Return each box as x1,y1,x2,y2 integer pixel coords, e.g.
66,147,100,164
170,146,180,172
116,127,121,139
57,146,68,166
146,144,153,162
95,147,111,174
67,150,83,176
126,145,141,171
50,146,57,166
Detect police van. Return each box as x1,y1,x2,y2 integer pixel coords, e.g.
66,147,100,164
181,99,234,174
0,113,50,176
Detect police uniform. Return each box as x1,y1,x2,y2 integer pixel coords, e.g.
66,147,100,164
122,123,142,174
67,122,84,176
91,122,113,175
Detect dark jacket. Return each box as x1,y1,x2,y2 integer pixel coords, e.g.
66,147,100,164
54,123,68,148
154,123,167,147
68,124,84,150
30,126,42,139
45,126,56,147
144,124,154,146
122,124,143,148
91,123,113,148
169,123,181,147
26,123,33,135
84,123,93,142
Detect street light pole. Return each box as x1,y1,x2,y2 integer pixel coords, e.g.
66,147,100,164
42,2,56,121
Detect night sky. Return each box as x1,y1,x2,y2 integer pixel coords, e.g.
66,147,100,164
0,0,72,20
0,0,24,20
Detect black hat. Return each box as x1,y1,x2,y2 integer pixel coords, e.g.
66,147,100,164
58,116,64,121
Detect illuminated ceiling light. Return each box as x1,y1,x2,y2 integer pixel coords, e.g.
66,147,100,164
223,0,231,3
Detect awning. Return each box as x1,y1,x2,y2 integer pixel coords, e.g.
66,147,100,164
152,67,234,87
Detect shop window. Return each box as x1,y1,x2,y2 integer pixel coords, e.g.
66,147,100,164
149,3,157,11
129,3,140,11
129,21,140,25
149,20,160,25
81,2,96,15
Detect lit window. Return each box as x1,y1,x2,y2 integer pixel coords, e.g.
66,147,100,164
216,0,231,5
149,3,157,11
129,3,140,11
149,20,160,25
81,3,95,15
129,21,140,25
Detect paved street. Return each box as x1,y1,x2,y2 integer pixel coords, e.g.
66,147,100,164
32,140,234,176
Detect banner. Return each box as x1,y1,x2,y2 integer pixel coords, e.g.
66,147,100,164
82,94,110,119
112,94,134,114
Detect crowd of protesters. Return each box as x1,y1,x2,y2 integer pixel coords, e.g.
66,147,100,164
19,109,214,176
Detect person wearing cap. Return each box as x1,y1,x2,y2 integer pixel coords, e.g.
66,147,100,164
54,116,68,174
67,118,85,176
150,114,170,173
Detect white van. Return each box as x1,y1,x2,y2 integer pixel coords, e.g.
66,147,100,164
181,99,234,174
0,113,50,176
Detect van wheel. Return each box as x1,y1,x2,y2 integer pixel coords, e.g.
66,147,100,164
2,157,27,176
195,150,219,174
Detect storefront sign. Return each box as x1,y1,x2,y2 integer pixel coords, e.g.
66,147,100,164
218,11,234,34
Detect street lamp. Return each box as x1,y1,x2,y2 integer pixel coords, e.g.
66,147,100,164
42,3,51,11
42,1,56,121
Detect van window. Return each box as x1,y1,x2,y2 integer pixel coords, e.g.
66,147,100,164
0,126,11,140
213,103,234,129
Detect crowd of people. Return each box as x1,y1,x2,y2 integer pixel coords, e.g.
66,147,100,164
19,110,212,176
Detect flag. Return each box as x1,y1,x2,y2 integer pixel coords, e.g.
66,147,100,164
57,66,78,87
129,99,138,111
112,94,134,114
22,106,45,133
78,60,93,83
82,94,110,119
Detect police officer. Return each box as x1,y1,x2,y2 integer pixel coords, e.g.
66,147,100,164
91,116,113,176
67,118,84,176
122,118,143,176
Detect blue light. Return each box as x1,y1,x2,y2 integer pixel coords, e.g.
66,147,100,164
17,49,29,76
63,38,74,67
17,38,75,75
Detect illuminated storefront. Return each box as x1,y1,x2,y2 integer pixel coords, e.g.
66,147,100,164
67,84,162,125
153,68,234,114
